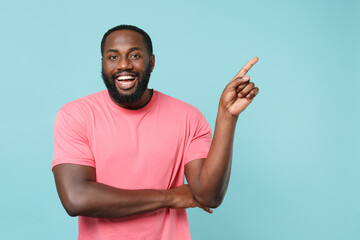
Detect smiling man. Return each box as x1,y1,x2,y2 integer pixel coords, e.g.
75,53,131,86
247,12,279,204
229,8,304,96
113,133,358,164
52,25,259,240
101,28,154,108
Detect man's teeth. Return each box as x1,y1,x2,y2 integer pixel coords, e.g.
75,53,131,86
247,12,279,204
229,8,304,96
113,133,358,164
117,76,136,81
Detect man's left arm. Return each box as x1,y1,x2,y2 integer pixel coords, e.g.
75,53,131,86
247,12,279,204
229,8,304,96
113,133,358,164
185,57,259,208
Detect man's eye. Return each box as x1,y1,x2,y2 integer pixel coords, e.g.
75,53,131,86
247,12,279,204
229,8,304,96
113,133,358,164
109,55,118,60
130,54,141,59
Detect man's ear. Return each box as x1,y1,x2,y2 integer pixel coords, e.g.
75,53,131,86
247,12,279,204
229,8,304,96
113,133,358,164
150,54,155,72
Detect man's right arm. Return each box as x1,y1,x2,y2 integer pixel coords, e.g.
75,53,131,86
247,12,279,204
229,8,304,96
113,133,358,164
53,163,211,218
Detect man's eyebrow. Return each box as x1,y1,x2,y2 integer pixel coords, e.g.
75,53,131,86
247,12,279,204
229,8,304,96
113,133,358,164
106,49,119,53
105,47,143,53
129,47,143,52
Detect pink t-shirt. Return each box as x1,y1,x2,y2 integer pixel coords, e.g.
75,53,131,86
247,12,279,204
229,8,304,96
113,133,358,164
52,90,212,240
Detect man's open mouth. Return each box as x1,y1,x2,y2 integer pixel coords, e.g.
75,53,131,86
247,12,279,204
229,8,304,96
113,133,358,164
117,75,136,82
115,74,138,90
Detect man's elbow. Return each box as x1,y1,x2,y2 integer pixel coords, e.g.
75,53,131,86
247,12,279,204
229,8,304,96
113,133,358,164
64,203,80,217
195,195,224,209
60,193,87,217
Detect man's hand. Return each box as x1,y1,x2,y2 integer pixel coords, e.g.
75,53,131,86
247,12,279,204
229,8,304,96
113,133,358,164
219,57,259,117
169,185,213,214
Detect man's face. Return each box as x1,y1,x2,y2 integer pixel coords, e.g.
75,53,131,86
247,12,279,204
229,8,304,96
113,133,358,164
102,30,154,104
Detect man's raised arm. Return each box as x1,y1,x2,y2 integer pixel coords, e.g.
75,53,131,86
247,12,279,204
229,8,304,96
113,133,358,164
53,164,212,218
185,57,259,208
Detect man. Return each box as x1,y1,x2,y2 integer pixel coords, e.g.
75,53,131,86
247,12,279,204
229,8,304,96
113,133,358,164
52,25,259,240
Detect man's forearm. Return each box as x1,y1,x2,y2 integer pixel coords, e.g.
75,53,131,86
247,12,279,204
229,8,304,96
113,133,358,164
189,108,237,208
64,181,171,218
53,164,206,218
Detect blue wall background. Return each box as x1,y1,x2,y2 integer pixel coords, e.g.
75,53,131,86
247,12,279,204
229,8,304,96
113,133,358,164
1,0,359,239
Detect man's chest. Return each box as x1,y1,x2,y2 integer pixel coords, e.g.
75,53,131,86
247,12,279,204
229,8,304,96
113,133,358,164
87,113,189,189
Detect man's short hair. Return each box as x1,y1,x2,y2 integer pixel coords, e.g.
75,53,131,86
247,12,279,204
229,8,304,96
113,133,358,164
101,25,153,56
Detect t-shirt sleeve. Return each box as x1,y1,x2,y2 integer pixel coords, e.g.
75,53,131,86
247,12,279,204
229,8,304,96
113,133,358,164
52,104,95,169
183,110,212,165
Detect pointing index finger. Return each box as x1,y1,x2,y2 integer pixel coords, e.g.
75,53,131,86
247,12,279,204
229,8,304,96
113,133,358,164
234,57,259,78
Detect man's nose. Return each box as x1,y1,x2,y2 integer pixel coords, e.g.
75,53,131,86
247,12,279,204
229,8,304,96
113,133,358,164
117,57,132,70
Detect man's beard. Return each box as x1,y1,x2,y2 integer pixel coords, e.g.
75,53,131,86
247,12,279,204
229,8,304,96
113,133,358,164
102,65,151,105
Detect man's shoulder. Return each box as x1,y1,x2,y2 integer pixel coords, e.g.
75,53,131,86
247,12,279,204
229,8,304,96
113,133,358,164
57,90,107,117
156,91,200,114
